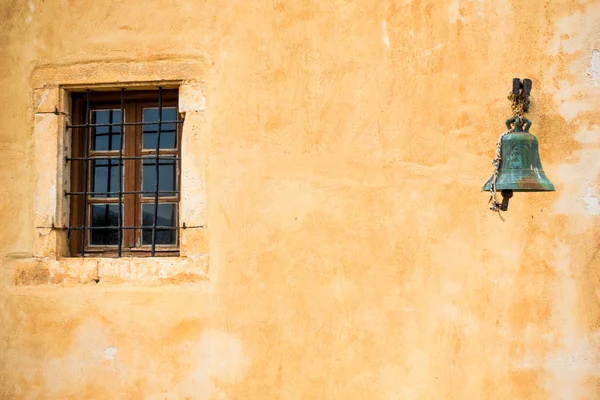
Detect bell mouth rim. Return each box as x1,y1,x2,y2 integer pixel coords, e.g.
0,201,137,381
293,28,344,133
494,188,555,192
481,186,555,192
482,174,555,192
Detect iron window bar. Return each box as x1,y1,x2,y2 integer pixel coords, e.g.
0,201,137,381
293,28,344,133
67,120,182,128
66,191,179,196
67,156,180,161
66,87,183,257
117,88,125,256
80,90,91,256
68,226,180,231
151,87,163,257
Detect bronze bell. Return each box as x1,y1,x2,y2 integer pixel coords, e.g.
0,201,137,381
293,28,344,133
482,117,554,210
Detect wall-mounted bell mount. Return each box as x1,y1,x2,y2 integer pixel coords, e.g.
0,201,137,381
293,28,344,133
483,79,555,213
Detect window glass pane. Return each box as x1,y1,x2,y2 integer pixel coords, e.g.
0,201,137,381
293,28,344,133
91,160,122,197
142,107,177,149
91,110,122,151
142,157,176,197
89,204,121,246
141,203,177,245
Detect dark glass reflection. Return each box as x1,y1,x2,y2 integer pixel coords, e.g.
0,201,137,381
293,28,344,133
91,160,122,197
92,110,122,151
142,107,177,149
142,203,177,245
90,204,121,245
142,157,176,197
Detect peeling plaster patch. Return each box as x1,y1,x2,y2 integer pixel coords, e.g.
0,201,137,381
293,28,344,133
574,125,600,144
25,0,34,24
545,331,600,400
544,243,600,399
381,21,390,48
586,50,600,86
448,0,463,23
421,44,445,57
547,5,600,55
42,319,114,396
103,346,118,360
555,81,572,102
549,13,582,54
175,330,250,397
443,304,460,321
553,80,593,122
441,304,480,334
554,149,600,215
553,80,589,121
476,0,486,17
558,100,592,122
583,187,600,215
490,0,512,18
545,335,600,399
513,324,551,371
515,348,539,371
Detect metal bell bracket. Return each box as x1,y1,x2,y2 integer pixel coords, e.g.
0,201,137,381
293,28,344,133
511,78,532,112
505,116,531,132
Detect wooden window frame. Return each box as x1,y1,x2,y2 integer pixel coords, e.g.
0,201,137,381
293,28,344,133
69,90,182,257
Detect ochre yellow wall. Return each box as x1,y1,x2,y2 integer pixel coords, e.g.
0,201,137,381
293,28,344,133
1,0,600,398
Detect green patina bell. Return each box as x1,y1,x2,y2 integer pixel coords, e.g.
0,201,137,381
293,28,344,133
483,117,555,192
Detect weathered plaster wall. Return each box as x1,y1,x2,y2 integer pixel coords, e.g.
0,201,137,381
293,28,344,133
1,0,599,398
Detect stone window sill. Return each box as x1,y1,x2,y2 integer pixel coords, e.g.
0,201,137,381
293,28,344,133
12,255,208,286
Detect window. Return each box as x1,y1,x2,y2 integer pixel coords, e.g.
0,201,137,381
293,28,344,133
25,64,209,283
68,89,183,257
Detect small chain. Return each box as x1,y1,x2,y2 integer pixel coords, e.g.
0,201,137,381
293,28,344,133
508,91,528,121
486,91,528,215
488,128,513,213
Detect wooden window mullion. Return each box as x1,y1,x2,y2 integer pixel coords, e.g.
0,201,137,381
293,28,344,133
133,101,142,247
69,99,84,255
122,102,137,249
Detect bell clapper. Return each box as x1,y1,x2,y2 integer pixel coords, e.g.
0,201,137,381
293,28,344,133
499,190,513,211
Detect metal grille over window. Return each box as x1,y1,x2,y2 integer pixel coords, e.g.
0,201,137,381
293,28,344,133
66,88,183,257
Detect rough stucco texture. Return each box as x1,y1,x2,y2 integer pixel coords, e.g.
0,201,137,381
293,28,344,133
1,0,600,399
